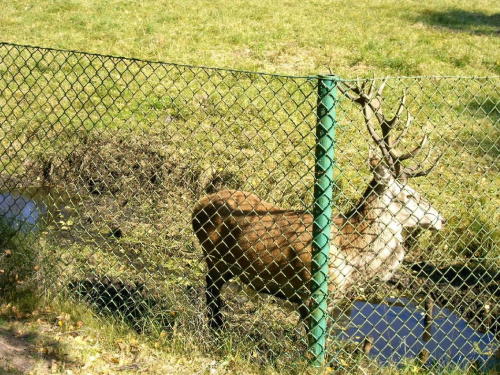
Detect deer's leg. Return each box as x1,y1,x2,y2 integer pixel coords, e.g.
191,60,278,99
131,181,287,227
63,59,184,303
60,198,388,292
206,269,232,330
296,302,310,334
298,304,309,322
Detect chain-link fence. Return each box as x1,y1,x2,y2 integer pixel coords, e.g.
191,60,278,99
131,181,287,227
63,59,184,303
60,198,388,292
0,42,498,373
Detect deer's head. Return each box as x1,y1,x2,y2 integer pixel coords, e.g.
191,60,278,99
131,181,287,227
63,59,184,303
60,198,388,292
342,78,447,232
370,154,446,231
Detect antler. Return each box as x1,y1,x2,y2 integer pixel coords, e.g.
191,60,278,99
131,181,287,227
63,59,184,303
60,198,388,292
338,78,440,181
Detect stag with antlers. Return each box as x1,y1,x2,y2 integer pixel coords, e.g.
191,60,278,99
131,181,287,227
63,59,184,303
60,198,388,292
192,80,446,329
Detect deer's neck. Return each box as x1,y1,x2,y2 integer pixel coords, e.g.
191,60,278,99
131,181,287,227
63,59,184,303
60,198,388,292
334,191,405,291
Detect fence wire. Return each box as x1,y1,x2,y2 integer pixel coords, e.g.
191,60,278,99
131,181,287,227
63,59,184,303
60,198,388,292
0,42,498,373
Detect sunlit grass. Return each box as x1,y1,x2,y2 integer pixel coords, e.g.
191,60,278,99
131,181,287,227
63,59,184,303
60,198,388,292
0,0,499,77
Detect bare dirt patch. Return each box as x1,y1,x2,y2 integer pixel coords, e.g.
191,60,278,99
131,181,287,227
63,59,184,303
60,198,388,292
0,328,48,374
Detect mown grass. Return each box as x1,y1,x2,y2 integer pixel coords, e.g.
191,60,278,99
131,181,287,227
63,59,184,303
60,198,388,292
0,0,499,77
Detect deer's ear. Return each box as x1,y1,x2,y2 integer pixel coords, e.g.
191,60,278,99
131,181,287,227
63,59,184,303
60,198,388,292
369,146,382,169
369,147,392,184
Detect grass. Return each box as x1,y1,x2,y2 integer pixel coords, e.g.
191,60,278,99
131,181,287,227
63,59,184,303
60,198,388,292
0,298,290,374
0,296,494,374
0,219,39,297
0,0,499,373
0,0,499,77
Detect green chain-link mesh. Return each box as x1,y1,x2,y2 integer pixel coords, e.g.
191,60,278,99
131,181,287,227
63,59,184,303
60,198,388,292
0,42,498,373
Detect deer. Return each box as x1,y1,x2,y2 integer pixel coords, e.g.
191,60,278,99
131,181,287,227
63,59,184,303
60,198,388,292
192,79,446,330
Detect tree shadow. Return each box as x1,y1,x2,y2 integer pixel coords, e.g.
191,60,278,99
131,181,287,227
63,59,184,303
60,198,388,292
69,275,175,333
418,10,500,35
465,95,500,164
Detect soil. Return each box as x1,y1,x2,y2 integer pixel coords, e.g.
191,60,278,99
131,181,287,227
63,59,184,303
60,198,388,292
0,328,49,374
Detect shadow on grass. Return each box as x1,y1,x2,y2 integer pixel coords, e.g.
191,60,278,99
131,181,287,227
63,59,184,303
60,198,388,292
69,275,175,334
465,95,500,164
418,10,500,35
411,262,500,292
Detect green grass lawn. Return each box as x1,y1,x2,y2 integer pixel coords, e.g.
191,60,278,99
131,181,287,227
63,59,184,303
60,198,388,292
1,0,499,77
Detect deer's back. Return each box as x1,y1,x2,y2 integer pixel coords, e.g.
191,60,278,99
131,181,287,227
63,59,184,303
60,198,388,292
192,190,357,298
192,190,314,285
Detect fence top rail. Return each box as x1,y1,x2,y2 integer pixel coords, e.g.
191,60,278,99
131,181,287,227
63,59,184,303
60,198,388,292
339,75,500,81
2,41,500,82
0,41,315,81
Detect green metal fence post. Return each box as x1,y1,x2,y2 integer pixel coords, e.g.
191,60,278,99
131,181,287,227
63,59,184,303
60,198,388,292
309,75,338,367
